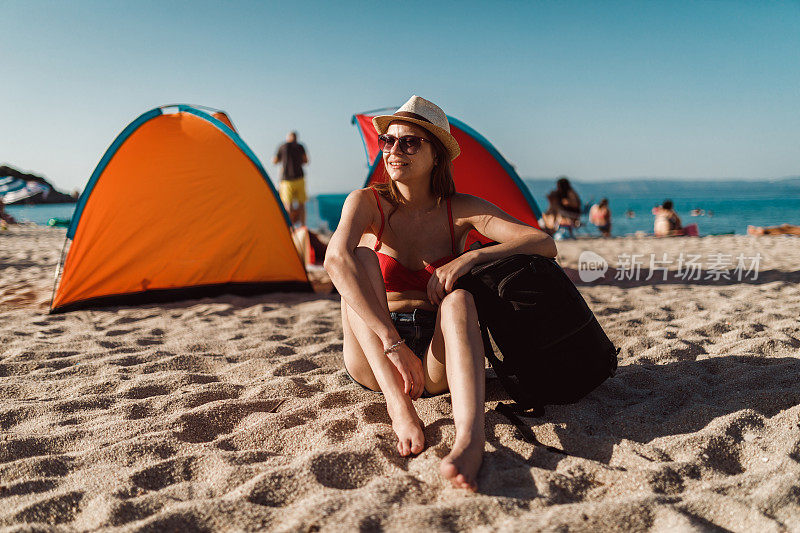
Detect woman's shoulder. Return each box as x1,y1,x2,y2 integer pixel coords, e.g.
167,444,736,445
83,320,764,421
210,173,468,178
339,188,382,221
344,187,380,207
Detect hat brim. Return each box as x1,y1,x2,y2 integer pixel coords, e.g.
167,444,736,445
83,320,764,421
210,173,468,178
372,115,461,161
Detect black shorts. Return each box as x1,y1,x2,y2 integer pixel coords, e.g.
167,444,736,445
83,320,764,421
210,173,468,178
390,309,436,359
345,308,439,396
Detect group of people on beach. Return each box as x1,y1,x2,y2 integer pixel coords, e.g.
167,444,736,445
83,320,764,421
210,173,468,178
269,124,800,244
539,178,614,238
539,188,720,238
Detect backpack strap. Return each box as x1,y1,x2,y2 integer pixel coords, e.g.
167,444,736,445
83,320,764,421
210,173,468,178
478,318,566,453
494,402,567,454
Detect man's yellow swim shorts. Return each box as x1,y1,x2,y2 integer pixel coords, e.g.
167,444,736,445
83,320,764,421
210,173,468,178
279,178,307,207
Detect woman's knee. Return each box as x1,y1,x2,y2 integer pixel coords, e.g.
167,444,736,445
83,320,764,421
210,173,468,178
440,288,477,318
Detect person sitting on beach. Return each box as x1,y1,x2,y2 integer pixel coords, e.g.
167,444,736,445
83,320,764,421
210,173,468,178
589,198,611,237
549,177,582,238
541,178,582,238
0,199,17,227
748,224,800,236
652,200,683,236
324,96,556,491
539,191,561,235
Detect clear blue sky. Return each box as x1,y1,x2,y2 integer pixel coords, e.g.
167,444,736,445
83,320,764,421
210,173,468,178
2,0,798,194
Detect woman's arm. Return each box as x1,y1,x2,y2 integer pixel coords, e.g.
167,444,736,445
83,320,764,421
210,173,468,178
325,190,425,398
427,194,557,305
323,190,400,348
461,194,557,262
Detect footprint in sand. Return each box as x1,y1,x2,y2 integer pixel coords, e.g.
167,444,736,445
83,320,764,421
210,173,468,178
646,465,685,494
319,389,363,409
109,347,139,355
105,499,163,525
11,491,85,524
44,351,80,359
172,400,283,443
120,383,171,400
245,469,303,507
178,385,243,409
97,340,121,349
272,359,318,376
113,315,158,325
284,336,328,348
105,329,135,337
360,402,392,425
309,451,385,490
322,418,358,442
129,457,195,491
121,402,153,420
136,338,163,347
0,478,59,498
108,355,144,367
270,345,296,357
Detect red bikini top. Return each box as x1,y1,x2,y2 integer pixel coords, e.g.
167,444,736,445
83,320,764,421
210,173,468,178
371,188,458,293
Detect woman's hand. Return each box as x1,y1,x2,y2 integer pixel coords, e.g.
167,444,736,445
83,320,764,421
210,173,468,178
427,252,476,306
385,342,426,400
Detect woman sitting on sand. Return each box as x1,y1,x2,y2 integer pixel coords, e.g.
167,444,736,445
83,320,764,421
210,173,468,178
653,200,683,237
324,96,556,491
0,199,17,227
589,198,611,238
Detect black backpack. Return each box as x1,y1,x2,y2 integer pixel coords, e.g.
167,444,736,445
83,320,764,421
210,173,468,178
455,254,618,419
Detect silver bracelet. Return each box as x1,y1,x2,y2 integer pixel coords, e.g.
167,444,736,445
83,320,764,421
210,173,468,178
383,338,405,355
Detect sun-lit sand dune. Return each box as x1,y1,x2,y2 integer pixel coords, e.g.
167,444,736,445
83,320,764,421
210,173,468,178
2,226,799,531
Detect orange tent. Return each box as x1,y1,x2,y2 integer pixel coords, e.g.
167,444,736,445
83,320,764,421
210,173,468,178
51,105,310,313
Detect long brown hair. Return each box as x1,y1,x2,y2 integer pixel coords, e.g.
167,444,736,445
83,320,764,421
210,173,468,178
371,123,455,226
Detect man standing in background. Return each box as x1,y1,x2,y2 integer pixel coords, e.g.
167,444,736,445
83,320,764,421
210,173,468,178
272,131,308,226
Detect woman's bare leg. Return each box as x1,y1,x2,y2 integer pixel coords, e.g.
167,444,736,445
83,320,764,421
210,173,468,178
424,289,485,491
341,247,425,456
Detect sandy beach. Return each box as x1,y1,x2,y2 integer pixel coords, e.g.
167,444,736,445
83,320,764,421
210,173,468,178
2,225,800,531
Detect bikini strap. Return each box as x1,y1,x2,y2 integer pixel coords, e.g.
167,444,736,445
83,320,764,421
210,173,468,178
371,188,385,251
446,197,456,255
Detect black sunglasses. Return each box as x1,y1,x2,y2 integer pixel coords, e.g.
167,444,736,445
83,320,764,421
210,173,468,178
378,134,431,155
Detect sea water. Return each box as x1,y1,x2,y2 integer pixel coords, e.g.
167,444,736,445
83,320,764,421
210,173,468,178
309,194,799,236
5,203,77,226
7,194,799,237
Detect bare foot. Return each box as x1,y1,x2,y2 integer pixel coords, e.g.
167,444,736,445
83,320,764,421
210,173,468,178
748,225,765,236
387,398,425,456
440,430,485,491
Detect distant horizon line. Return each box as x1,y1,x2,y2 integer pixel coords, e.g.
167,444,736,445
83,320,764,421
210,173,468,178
523,175,800,183
3,160,798,196
310,174,800,195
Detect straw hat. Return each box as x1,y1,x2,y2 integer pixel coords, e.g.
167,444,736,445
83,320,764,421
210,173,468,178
372,95,461,160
